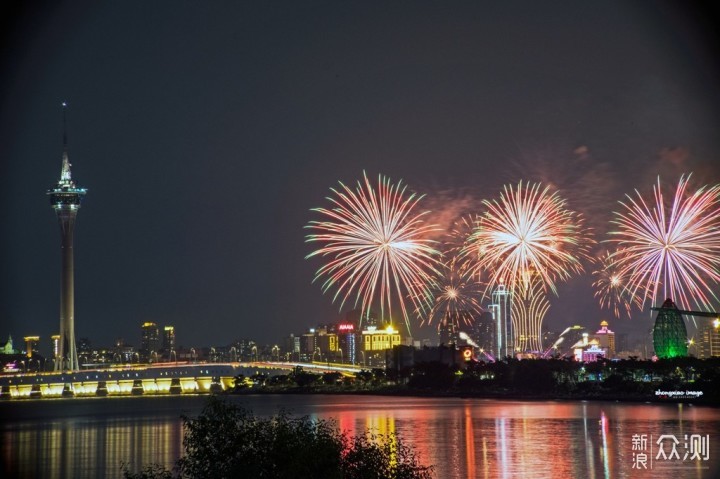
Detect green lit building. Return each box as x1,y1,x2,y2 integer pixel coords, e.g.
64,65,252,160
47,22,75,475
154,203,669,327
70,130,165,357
652,299,688,358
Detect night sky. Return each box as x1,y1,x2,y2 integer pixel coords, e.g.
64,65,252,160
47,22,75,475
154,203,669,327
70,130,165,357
2,1,719,353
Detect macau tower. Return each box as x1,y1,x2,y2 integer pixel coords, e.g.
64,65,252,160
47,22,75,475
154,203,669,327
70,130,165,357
48,104,87,372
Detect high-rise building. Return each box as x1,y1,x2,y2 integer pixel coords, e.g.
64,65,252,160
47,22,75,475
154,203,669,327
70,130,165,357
140,322,161,360
472,311,496,354
23,336,40,358
335,322,356,364
511,280,547,352
283,334,301,361
162,326,175,352
300,329,317,362
697,318,720,358
48,104,87,372
438,312,460,346
489,283,512,358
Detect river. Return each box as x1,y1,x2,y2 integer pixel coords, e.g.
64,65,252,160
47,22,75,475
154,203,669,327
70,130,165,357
1,394,718,478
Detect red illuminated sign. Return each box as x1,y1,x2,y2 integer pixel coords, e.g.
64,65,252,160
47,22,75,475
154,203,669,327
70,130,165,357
338,324,354,331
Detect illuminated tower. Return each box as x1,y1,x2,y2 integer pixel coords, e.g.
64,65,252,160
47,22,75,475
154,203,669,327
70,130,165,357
511,280,548,353
48,104,87,372
51,334,61,360
489,283,513,358
652,298,687,358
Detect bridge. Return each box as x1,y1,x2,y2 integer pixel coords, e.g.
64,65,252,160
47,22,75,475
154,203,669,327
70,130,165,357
0,361,363,399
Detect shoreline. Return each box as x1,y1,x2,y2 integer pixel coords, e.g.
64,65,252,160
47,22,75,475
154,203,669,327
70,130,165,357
226,385,719,407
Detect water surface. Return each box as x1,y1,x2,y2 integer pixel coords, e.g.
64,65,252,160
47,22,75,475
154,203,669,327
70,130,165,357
2,395,718,478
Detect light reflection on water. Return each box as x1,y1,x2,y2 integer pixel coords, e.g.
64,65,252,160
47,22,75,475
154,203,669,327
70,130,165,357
2,395,718,478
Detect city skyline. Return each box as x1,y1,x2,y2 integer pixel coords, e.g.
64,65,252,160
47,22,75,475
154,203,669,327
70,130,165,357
2,2,720,349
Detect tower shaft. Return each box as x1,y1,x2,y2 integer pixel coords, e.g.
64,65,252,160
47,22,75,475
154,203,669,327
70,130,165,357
48,104,86,372
57,210,79,371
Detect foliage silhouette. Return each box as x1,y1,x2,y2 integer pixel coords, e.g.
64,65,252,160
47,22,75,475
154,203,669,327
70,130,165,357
123,397,433,479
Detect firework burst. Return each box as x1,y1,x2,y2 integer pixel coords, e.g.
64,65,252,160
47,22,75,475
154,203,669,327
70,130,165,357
306,173,441,334
423,255,484,331
592,251,641,318
466,181,593,296
607,175,720,312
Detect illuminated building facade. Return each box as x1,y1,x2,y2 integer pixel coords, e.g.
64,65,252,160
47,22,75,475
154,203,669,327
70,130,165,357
471,311,496,354
140,322,161,360
2,336,16,355
315,326,338,360
489,284,512,358
300,329,318,362
51,335,60,359
697,318,720,358
362,325,402,351
162,326,176,353
335,322,356,364
510,280,548,352
593,320,616,358
283,334,301,361
23,336,40,358
48,104,87,372
652,299,688,358
361,324,401,367
581,343,606,362
547,325,586,358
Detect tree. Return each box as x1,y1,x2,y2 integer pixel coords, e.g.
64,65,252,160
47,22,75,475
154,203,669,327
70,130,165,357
123,397,433,479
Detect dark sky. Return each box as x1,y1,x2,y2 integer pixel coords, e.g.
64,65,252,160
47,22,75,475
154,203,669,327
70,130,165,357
2,1,719,352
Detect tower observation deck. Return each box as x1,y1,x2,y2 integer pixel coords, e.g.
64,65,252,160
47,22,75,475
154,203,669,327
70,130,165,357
47,104,87,372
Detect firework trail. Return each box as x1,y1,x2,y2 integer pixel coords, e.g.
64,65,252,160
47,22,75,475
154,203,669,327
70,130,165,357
446,213,481,260
466,181,594,297
607,175,720,312
592,251,640,318
306,172,442,335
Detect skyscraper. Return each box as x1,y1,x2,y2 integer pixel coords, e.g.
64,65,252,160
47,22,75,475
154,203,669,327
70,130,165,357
141,322,161,360
510,280,548,353
48,104,87,372
490,283,513,358
162,326,176,353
